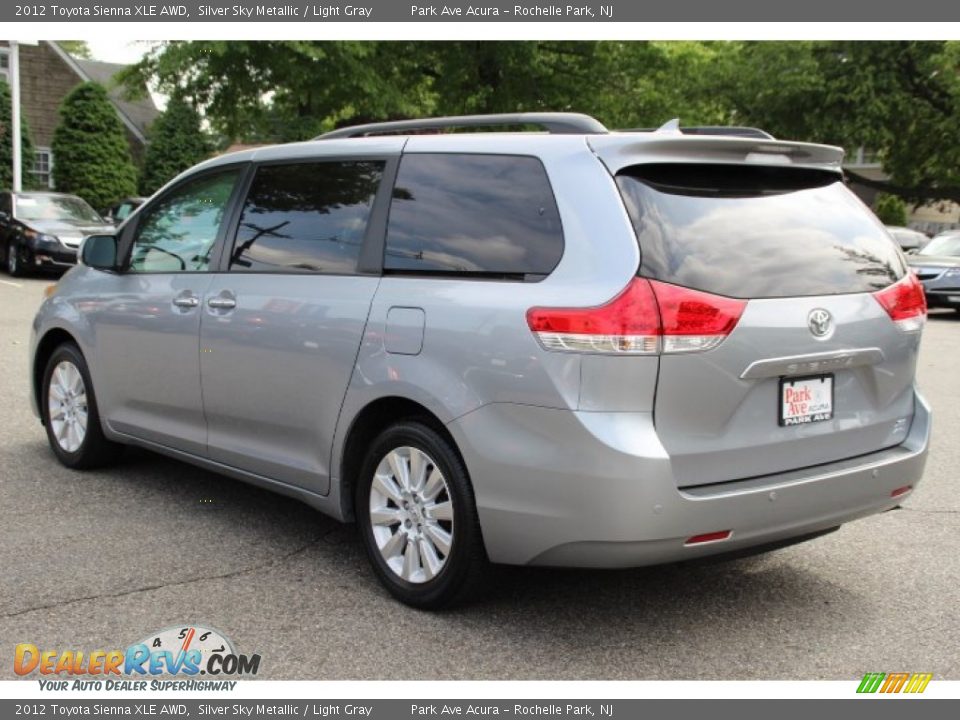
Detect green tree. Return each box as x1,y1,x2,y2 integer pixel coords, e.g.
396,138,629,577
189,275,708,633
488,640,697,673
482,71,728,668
874,194,909,226
52,82,138,210
0,81,38,190
140,97,212,194
57,41,93,59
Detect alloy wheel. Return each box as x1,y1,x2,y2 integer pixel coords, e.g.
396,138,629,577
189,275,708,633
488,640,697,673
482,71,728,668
47,360,88,453
368,446,455,584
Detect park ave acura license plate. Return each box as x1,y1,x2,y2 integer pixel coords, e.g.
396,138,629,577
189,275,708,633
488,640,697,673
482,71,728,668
779,374,834,426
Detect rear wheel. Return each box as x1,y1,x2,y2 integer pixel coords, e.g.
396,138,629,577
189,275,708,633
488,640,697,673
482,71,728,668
355,421,489,608
41,343,122,469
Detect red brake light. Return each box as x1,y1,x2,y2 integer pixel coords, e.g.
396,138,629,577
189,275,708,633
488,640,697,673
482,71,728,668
526,278,661,354
873,274,926,332
526,279,746,355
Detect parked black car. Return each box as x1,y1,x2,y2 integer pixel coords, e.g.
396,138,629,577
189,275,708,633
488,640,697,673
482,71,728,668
0,191,114,276
102,196,147,225
907,232,960,312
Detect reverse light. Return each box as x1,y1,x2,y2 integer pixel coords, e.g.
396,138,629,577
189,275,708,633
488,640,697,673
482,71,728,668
873,273,927,333
526,278,746,355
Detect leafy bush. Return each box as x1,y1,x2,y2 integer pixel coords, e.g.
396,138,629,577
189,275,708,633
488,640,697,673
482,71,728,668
52,82,138,209
874,193,909,227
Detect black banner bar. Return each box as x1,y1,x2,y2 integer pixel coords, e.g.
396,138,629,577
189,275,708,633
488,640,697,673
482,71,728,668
5,0,960,22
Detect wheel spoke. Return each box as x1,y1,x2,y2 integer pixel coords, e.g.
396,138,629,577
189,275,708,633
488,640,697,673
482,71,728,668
402,538,421,581
48,405,65,421
418,537,442,580
424,524,452,556
370,506,402,526
425,501,453,522
387,450,411,491
372,472,403,505
379,528,407,560
422,468,445,501
409,449,428,493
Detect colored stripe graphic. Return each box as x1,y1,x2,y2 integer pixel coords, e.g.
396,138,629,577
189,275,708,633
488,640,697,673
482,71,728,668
857,672,931,694
857,673,886,693
905,673,933,694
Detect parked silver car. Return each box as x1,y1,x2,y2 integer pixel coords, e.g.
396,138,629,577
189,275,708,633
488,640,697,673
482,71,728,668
907,232,960,311
30,114,931,607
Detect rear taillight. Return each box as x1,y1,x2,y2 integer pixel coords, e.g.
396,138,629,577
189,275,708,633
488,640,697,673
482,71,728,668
526,278,746,355
873,274,927,332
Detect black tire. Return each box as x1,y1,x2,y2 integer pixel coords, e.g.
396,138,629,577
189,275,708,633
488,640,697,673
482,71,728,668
6,240,25,277
355,420,490,609
41,343,122,469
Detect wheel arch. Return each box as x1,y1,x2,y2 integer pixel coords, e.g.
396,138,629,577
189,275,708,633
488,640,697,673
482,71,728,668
337,396,467,522
33,327,82,423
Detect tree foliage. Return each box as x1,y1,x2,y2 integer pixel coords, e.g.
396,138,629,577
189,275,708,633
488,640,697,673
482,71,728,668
57,41,93,59
52,82,138,210
0,81,37,190
140,96,212,194
122,40,960,202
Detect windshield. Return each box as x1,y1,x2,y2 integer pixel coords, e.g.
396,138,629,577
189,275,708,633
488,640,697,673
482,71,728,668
919,235,960,257
15,195,103,224
616,165,906,298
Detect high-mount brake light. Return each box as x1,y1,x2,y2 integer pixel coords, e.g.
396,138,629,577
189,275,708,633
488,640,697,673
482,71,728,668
526,279,746,355
873,274,927,333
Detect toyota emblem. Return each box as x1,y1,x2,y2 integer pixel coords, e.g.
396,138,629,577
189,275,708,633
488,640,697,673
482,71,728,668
808,308,833,338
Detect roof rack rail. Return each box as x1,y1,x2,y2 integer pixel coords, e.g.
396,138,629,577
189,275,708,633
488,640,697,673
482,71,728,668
625,120,775,140
316,112,609,140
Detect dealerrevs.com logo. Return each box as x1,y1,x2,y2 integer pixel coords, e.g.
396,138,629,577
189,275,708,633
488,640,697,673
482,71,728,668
15,625,261,691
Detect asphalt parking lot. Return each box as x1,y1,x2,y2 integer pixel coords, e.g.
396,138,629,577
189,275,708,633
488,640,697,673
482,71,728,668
1,275,958,681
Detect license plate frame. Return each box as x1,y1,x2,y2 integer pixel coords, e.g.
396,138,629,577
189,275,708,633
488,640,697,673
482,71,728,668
779,374,834,427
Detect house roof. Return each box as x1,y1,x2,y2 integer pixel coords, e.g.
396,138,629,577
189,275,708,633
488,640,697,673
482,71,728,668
46,43,160,143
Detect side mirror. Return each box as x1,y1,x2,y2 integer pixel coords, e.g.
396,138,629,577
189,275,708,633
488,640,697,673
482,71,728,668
80,234,119,271
906,248,918,255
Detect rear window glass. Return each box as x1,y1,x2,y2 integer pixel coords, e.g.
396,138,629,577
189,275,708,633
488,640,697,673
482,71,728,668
616,165,906,298
384,154,564,278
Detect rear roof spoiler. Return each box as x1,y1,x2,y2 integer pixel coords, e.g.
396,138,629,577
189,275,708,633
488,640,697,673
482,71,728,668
588,133,845,174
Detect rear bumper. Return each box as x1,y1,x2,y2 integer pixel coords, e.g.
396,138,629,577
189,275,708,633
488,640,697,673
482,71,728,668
448,390,931,567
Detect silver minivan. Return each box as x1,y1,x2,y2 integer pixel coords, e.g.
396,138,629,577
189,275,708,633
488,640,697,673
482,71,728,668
30,114,930,607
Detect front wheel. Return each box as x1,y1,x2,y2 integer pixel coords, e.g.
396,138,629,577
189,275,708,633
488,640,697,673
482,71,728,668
41,343,122,469
6,240,25,277
356,421,489,609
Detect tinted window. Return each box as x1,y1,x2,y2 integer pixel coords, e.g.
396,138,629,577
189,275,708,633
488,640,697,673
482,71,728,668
130,170,240,273
385,154,563,277
0,194,10,216
230,161,384,274
616,165,906,298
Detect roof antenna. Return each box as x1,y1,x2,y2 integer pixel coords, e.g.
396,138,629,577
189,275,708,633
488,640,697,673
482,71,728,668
654,118,683,134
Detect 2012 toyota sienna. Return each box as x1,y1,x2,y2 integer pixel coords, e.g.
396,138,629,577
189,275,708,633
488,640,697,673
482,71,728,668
30,113,931,608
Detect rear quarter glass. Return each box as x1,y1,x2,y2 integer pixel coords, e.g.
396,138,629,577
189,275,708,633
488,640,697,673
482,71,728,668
616,164,907,299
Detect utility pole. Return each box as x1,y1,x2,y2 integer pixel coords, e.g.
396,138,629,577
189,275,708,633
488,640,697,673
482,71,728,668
10,40,21,191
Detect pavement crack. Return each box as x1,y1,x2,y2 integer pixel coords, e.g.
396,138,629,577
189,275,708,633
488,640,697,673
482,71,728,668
0,532,329,620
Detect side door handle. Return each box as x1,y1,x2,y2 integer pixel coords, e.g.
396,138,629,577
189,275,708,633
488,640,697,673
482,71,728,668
172,292,200,309
207,295,237,310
